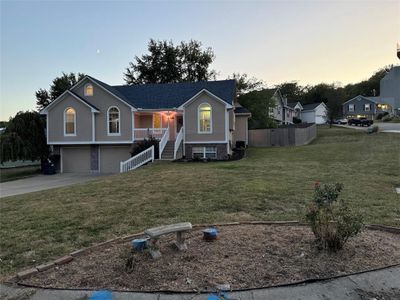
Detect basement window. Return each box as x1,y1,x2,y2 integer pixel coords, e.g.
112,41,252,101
192,147,217,159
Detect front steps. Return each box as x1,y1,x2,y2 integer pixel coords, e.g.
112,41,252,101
161,141,175,160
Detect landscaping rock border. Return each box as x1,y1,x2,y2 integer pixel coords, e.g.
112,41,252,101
8,221,399,283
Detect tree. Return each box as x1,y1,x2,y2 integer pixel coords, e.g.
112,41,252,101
228,73,265,96
276,82,306,103
0,111,49,163
124,39,216,85
35,72,85,111
238,89,277,129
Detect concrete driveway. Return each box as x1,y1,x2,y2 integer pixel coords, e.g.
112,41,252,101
0,173,109,198
335,122,400,133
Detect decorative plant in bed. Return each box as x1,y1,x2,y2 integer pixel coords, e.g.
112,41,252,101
17,184,400,292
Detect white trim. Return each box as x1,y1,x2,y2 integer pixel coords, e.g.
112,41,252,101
197,102,212,134
178,89,233,109
84,83,94,96
49,141,134,145
183,110,186,156
40,90,99,114
225,108,229,143
192,146,217,159
46,114,49,144
342,95,374,106
245,117,249,145
184,141,227,144
91,112,95,142
63,107,76,136
107,106,121,136
132,112,135,141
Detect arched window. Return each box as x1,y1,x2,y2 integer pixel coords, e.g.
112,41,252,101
198,103,212,133
84,83,93,96
107,106,120,135
64,107,76,135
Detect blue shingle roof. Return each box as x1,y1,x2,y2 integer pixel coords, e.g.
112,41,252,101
88,76,236,109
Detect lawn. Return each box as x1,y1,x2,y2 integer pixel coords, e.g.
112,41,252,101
0,126,399,278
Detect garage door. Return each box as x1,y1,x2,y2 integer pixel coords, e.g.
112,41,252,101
62,147,91,173
100,146,131,173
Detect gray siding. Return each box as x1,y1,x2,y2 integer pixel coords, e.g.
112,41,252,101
47,94,92,142
343,96,376,118
72,79,133,142
184,92,227,142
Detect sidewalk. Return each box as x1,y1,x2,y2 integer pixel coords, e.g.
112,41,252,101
1,266,399,299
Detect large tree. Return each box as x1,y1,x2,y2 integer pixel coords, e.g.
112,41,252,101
238,89,277,129
35,72,85,111
124,39,216,85
276,81,306,103
0,111,48,163
229,73,265,96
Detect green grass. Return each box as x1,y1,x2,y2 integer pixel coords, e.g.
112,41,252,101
0,126,399,277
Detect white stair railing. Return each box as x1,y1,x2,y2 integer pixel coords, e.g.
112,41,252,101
174,127,184,159
120,146,154,173
158,127,169,159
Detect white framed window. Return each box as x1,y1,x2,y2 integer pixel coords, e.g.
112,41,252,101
192,146,217,159
198,103,212,133
84,83,93,96
64,107,76,136
349,104,355,112
364,104,370,111
107,106,120,135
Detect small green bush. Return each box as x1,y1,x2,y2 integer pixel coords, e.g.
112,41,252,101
130,136,159,158
306,183,363,251
376,112,389,120
293,117,302,124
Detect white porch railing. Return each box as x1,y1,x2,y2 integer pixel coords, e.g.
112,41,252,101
174,127,183,159
158,127,169,159
134,128,168,140
120,145,154,173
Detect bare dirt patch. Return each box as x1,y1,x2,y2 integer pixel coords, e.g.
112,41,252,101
19,225,400,292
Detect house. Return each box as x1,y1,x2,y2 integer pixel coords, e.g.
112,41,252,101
300,103,328,124
270,89,294,124
40,76,251,173
342,96,385,120
342,66,400,119
287,102,303,120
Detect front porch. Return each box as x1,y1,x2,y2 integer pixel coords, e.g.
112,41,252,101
121,111,184,170
133,111,183,142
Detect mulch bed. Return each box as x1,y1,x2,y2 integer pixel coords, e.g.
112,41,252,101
19,225,400,292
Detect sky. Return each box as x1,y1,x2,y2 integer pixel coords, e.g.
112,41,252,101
1,0,399,120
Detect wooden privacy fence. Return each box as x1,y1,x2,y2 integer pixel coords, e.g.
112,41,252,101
248,123,317,147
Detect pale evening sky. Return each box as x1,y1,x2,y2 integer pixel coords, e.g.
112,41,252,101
0,0,399,120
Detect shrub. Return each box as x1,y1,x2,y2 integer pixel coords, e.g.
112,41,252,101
293,117,302,124
382,114,393,122
370,125,379,133
376,112,388,120
130,136,159,158
306,183,363,251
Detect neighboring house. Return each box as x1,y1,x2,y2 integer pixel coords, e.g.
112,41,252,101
342,66,400,119
287,102,303,120
40,76,250,173
342,96,383,120
301,102,328,124
270,89,294,124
